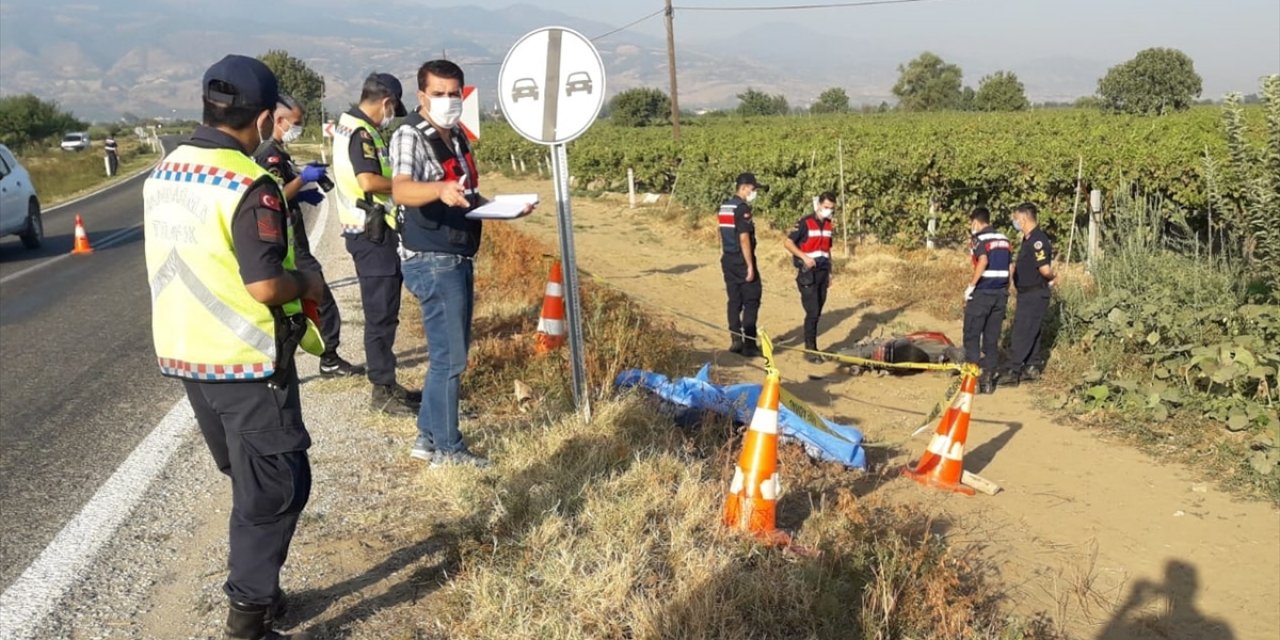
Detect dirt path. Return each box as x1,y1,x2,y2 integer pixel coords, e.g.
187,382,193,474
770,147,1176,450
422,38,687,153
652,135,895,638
495,175,1280,640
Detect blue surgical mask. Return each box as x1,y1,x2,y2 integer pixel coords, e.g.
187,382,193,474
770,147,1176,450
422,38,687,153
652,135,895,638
1012,218,1023,232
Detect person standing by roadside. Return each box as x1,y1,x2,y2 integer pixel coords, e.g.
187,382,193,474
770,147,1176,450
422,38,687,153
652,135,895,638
255,94,364,379
144,54,323,640
719,173,764,357
963,206,1011,394
390,59,531,467
104,134,119,176
783,192,837,363
1006,202,1059,386
330,73,421,416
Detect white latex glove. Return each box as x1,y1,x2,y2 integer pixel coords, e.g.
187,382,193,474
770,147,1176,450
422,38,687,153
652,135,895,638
964,285,975,301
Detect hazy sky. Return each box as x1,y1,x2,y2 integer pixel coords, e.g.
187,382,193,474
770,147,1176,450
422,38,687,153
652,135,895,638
421,0,1279,96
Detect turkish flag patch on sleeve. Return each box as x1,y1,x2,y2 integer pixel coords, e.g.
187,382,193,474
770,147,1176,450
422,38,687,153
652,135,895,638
259,192,282,211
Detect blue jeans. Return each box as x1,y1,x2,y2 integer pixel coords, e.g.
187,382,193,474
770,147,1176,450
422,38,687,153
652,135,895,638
402,253,475,453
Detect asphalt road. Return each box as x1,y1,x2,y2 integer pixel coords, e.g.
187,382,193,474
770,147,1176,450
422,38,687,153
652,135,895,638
0,144,181,587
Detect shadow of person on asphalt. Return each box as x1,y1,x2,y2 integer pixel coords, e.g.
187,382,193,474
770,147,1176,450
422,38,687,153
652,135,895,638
1095,560,1235,640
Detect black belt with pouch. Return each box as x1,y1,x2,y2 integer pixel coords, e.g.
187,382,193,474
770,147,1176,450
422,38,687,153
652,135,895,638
269,308,309,389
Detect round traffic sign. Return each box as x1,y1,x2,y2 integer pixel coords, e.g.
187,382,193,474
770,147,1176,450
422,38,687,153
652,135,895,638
498,26,606,146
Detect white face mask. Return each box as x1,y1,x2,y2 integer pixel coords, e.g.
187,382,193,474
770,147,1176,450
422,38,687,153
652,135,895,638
1012,218,1024,232
428,96,464,128
746,190,758,203
817,207,833,220
281,124,303,144
380,102,396,128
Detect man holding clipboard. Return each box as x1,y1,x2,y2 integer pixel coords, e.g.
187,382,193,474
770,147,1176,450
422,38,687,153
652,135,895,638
390,59,534,468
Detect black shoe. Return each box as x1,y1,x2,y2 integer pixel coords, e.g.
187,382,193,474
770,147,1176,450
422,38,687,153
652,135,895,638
978,376,997,395
1002,369,1022,388
431,447,492,469
371,384,418,417
265,590,287,627
319,355,364,378
741,342,763,358
226,601,292,640
391,383,423,404
1022,365,1043,381
728,338,744,354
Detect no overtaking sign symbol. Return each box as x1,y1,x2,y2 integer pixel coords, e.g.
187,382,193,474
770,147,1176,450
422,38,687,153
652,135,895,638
499,27,606,145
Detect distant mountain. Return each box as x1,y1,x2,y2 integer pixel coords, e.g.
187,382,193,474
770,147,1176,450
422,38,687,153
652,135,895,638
0,0,1111,121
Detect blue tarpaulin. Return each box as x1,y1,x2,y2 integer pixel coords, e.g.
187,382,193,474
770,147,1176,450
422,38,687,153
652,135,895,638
616,364,867,469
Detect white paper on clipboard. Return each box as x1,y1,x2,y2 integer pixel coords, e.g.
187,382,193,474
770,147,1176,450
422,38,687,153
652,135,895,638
466,193,540,220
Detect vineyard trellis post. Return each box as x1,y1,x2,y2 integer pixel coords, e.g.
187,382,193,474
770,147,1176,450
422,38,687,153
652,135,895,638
1088,188,1103,271
838,138,849,256
927,198,938,250
628,167,636,208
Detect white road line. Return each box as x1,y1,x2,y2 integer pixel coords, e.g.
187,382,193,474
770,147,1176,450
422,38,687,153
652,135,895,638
0,224,144,287
0,399,195,640
0,172,337,640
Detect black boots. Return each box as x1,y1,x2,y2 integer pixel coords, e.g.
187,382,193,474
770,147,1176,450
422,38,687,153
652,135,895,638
978,374,997,395
226,601,295,640
729,337,744,354
371,383,420,417
804,340,825,364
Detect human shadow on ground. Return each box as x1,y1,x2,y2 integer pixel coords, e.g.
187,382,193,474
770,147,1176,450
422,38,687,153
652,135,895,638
964,421,1022,474
825,304,914,354
770,301,869,347
1094,560,1235,640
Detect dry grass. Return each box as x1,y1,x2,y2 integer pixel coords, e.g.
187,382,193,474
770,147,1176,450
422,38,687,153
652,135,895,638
21,139,156,205
306,223,1055,640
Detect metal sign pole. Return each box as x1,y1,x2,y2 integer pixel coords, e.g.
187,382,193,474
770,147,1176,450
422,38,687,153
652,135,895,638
550,142,590,422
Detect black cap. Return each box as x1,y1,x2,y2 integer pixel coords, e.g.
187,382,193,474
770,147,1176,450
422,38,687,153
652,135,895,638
369,72,408,117
736,172,767,191
203,54,279,110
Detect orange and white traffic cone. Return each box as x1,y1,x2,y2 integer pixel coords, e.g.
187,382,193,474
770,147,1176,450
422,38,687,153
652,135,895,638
70,214,94,255
902,372,978,495
723,371,792,545
534,260,566,354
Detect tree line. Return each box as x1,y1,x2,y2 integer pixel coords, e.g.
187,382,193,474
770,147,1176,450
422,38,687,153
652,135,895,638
608,46,1208,125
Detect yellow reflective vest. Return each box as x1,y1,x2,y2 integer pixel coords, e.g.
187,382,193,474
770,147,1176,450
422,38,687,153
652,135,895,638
331,111,395,234
144,143,323,381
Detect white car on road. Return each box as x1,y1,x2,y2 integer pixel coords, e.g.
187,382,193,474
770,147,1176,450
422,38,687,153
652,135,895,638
0,144,43,249
60,132,90,152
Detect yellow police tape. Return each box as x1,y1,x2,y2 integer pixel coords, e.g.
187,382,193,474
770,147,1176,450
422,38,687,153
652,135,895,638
576,266,983,441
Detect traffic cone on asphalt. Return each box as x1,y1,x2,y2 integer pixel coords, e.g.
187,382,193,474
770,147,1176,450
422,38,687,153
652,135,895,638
70,214,94,255
723,370,792,545
902,372,979,496
534,261,566,354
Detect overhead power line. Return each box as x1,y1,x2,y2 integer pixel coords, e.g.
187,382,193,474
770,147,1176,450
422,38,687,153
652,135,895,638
593,8,667,40
676,0,941,11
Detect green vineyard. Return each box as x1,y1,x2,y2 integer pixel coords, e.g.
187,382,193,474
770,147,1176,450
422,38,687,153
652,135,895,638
475,107,1262,248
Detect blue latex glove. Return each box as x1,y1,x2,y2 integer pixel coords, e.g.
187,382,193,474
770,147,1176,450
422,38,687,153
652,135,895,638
299,163,327,184
295,189,325,206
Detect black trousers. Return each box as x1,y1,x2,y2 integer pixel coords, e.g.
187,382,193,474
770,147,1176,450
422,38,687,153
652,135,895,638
1011,288,1052,371
722,257,762,343
797,268,830,347
963,289,1007,375
183,371,312,606
293,215,342,357
346,233,402,386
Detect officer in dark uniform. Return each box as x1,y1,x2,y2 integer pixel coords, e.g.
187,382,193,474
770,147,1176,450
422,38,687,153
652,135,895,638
104,134,119,176
1006,202,1058,385
718,173,764,357
254,94,363,379
783,191,837,363
332,73,421,416
963,206,1012,394
144,54,322,640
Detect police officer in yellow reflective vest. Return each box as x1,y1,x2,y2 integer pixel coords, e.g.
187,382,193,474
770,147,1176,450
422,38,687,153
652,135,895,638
331,72,421,416
144,55,324,640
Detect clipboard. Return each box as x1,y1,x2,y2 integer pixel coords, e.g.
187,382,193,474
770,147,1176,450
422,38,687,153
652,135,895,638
465,194,540,220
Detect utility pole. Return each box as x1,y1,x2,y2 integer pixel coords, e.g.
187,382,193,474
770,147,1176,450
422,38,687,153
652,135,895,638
664,0,682,140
